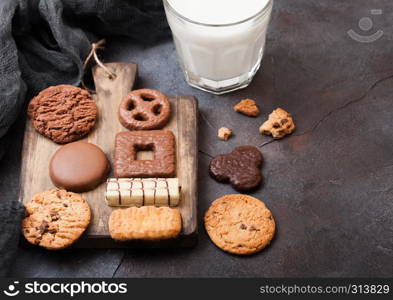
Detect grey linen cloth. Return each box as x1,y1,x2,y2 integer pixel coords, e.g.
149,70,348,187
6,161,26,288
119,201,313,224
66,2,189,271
0,0,170,276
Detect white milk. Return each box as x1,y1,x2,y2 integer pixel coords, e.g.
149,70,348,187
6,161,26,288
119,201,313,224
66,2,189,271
164,0,273,93
167,0,270,25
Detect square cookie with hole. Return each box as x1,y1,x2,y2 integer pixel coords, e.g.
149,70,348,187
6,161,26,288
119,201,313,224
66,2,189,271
114,130,176,178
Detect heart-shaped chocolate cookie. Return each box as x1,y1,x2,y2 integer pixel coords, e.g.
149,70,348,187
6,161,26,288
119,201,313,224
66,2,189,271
209,146,263,191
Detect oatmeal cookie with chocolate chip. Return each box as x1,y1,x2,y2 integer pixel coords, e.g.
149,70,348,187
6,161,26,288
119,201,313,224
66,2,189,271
22,189,91,250
259,108,295,139
28,85,97,143
204,194,275,255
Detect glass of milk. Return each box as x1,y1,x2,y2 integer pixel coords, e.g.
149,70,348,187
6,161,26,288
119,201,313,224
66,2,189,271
164,0,273,94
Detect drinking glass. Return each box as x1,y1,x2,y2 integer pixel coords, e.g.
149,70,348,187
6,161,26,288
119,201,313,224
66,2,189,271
163,0,274,94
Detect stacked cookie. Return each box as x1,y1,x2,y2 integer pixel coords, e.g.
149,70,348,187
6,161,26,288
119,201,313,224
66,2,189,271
22,85,182,249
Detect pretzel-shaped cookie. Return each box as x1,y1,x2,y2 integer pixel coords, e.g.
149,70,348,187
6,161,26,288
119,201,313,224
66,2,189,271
118,89,171,130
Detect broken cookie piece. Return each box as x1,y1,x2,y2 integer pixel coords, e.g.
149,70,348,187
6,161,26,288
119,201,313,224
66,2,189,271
218,127,233,141
259,108,295,139
234,99,260,117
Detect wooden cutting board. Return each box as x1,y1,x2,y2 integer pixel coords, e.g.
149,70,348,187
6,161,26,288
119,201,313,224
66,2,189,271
19,62,198,248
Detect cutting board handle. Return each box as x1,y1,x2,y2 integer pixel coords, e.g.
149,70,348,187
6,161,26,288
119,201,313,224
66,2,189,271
93,62,138,99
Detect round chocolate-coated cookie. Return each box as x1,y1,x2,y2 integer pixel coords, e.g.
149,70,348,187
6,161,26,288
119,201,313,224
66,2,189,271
49,142,110,192
118,89,171,130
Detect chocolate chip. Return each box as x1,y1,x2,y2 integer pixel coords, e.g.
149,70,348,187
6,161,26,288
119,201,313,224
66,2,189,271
272,122,281,128
249,226,260,231
38,221,49,234
63,203,68,207
281,119,288,125
240,224,247,230
50,210,60,221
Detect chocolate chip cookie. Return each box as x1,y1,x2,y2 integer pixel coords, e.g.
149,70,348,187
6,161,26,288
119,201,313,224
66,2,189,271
22,189,91,250
204,194,275,255
28,85,97,143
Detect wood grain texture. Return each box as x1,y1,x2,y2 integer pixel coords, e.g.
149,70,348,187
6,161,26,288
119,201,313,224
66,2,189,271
19,62,198,248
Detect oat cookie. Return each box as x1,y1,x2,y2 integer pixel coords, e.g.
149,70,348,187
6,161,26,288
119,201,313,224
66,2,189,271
259,108,295,139
109,206,182,241
204,194,275,255
22,189,91,250
234,99,260,117
28,85,97,143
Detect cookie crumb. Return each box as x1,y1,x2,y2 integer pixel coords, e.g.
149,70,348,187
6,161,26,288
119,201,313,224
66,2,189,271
218,127,233,141
234,99,260,117
259,108,295,139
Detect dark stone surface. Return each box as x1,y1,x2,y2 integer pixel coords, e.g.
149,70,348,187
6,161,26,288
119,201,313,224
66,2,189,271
4,0,393,277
